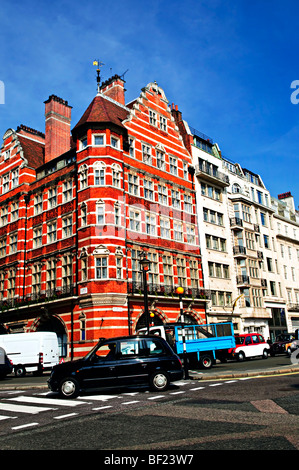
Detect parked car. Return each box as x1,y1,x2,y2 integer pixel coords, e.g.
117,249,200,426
286,340,299,357
48,335,183,398
0,347,13,379
270,333,295,356
228,333,270,361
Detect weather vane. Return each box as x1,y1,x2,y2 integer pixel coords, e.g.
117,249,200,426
93,60,105,93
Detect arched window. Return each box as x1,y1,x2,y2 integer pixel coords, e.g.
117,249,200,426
232,183,241,194
93,245,110,280
96,200,105,225
94,161,106,186
79,313,86,341
79,164,88,189
111,163,121,188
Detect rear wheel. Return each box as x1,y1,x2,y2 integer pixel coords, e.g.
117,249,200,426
150,371,169,392
262,349,268,359
199,355,213,369
59,377,80,399
14,365,26,377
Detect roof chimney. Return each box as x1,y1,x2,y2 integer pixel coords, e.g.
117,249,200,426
100,75,126,106
44,95,72,163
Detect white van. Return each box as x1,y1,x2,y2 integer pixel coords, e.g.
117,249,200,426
0,332,59,377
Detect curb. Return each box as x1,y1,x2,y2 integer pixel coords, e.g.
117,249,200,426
189,366,299,381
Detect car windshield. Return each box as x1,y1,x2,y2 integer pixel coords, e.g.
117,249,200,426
84,338,107,360
235,336,245,345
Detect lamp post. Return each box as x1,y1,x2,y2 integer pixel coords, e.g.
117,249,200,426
176,286,189,379
139,251,150,334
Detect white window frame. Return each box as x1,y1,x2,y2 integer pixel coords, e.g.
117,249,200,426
129,209,141,232
94,161,106,186
93,134,105,146
62,215,73,238
47,221,57,244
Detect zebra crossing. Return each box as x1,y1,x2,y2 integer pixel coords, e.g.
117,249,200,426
0,379,242,433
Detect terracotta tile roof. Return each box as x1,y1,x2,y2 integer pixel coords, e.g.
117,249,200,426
72,94,128,133
17,134,45,168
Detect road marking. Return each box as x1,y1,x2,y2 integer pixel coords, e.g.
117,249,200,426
147,395,165,400
251,399,288,414
11,423,39,430
93,405,113,410
190,386,205,390
121,401,140,405
0,402,55,414
6,396,88,407
80,395,118,401
225,380,237,383
170,391,185,395
0,415,17,421
54,413,78,420
209,383,222,387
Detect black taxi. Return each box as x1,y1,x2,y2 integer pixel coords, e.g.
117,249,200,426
48,335,183,398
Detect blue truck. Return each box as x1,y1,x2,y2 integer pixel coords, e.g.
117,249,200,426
137,321,236,369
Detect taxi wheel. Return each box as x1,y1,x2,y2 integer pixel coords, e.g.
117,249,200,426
237,351,245,361
59,377,80,399
262,349,268,359
150,371,169,391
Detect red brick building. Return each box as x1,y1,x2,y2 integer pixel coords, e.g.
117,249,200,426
0,75,209,358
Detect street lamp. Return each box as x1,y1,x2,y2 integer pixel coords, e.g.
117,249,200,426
139,251,150,334
176,286,189,379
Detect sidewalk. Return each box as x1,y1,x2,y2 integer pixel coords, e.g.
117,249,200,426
189,363,299,381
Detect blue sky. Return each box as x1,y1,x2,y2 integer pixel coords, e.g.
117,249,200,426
1,0,299,206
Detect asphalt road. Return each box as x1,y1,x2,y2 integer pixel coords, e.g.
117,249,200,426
0,372,298,453
0,354,298,454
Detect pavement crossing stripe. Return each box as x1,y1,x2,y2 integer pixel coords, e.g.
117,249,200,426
92,405,113,410
0,415,16,421
54,413,78,419
147,395,165,400
121,401,140,405
80,395,118,401
11,423,39,430
0,402,55,414
6,396,88,407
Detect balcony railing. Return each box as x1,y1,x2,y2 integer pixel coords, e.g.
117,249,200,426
236,275,250,285
0,285,76,312
195,164,230,186
230,217,243,228
233,245,247,256
128,282,211,300
288,303,299,311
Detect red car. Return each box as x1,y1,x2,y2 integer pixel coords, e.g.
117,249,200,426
228,333,270,361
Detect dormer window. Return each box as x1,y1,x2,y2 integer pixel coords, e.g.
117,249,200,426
4,149,10,160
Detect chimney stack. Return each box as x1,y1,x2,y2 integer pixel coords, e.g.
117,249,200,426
44,95,72,163
100,75,126,106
